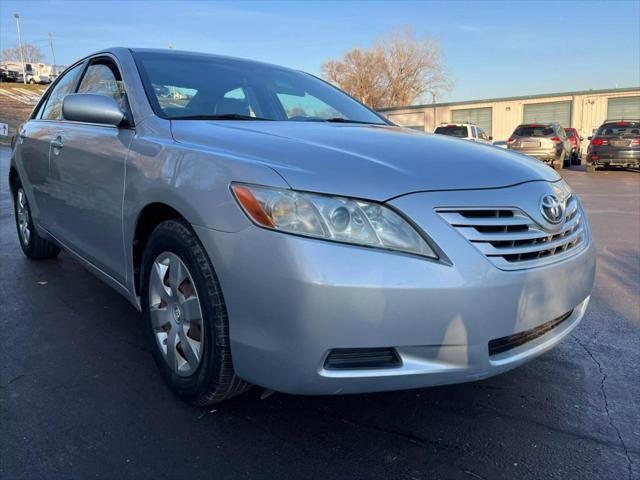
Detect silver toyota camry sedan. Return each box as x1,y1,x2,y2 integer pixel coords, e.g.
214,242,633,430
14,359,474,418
9,48,596,405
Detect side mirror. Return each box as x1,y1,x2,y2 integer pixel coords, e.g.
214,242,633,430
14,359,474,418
62,93,124,126
489,136,493,141
587,136,593,140
580,137,584,141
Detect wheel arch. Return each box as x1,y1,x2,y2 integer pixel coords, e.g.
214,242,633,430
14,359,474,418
8,165,20,198
132,202,188,296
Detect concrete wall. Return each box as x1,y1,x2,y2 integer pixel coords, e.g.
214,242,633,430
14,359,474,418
381,88,640,141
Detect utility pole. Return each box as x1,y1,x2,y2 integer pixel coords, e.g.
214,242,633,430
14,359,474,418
48,32,57,74
14,13,26,84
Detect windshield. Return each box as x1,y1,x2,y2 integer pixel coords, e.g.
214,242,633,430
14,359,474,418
434,125,468,137
565,130,575,137
513,125,554,137
597,122,640,136
133,51,387,124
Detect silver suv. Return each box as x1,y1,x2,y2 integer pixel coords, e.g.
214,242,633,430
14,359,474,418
9,48,595,405
507,122,572,169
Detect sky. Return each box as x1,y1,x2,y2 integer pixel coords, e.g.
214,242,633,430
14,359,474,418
1,0,639,104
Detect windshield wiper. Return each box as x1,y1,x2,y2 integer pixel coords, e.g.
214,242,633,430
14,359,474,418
172,114,273,121
322,117,384,125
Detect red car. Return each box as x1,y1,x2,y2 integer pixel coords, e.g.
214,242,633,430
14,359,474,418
565,128,583,165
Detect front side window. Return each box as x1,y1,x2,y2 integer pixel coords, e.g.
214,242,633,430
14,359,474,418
133,51,386,124
39,63,83,120
78,60,126,107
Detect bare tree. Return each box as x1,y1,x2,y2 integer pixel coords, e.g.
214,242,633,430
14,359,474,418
2,43,45,63
322,47,387,107
321,27,452,109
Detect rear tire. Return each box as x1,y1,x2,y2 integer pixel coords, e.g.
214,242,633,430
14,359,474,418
13,185,61,260
140,218,251,406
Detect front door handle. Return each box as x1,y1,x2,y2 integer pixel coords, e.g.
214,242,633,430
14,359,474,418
50,136,64,151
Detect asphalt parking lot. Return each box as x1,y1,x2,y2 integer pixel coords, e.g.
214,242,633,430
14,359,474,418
1,145,638,480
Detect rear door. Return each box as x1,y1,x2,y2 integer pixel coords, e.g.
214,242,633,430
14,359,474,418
47,56,134,283
16,63,85,230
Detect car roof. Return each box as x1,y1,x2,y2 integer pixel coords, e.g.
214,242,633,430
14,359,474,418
516,122,556,127
128,47,295,72
602,119,640,124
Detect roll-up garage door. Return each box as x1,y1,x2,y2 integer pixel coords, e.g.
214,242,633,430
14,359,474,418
607,96,640,119
522,101,571,126
451,108,492,135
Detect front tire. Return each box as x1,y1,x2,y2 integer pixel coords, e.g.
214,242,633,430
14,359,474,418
140,219,251,406
13,186,60,259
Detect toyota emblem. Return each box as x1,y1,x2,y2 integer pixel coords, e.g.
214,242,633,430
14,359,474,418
540,194,564,224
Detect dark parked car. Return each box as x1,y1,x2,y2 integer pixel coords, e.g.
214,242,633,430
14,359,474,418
0,68,18,82
507,122,572,169
587,120,640,169
564,127,583,165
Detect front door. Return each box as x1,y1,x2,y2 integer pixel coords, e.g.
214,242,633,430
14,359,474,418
47,57,134,284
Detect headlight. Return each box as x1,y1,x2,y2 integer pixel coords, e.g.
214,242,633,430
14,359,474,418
231,183,437,259
552,179,573,201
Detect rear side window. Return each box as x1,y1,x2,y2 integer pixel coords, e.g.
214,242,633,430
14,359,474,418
513,125,554,137
39,63,83,120
434,125,468,138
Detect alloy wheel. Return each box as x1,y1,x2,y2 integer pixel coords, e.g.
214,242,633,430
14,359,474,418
16,189,31,246
149,252,205,376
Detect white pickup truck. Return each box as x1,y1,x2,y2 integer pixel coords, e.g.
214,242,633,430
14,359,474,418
433,122,493,144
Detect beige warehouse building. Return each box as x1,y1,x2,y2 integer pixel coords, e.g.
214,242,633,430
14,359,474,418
378,87,640,141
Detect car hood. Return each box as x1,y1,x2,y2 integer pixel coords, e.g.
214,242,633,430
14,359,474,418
171,120,559,201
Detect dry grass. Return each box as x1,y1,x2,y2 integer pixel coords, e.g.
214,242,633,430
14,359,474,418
0,83,47,144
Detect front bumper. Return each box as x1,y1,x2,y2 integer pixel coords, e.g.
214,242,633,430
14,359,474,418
194,184,596,395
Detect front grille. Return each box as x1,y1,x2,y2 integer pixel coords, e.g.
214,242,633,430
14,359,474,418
324,348,402,370
488,310,574,356
437,195,586,269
